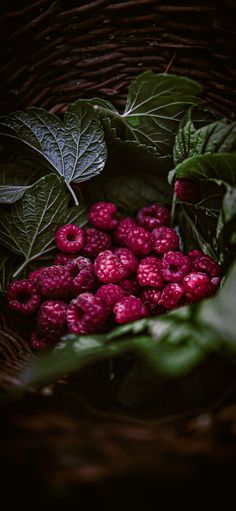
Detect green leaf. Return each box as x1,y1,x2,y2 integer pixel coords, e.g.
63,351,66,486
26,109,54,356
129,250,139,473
174,116,236,165
222,187,236,223
174,153,236,188
0,157,42,204
0,174,87,278
0,185,31,204
0,105,107,204
72,72,202,156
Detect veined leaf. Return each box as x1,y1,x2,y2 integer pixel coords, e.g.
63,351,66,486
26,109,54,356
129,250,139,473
0,104,107,204
0,185,31,204
71,72,202,156
174,153,236,188
0,174,87,278
174,115,236,165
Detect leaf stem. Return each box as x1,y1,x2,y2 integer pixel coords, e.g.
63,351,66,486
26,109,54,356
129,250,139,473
66,182,79,206
170,191,177,227
13,259,30,279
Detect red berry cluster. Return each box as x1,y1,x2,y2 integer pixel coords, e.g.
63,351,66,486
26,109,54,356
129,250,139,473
6,201,221,350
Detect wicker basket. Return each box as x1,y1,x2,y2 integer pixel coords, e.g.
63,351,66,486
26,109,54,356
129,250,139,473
1,0,236,499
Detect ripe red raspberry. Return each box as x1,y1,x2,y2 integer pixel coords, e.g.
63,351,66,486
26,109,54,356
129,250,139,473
30,331,49,350
83,228,111,258
139,288,161,313
54,253,76,265
205,276,221,297
151,226,179,254
183,272,210,302
119,277,139,295
137,256,164,288
88,202,118,231
37,265,73,299
125,226,152,256
36,300,68,338
114,217,136,245
161,251,191,282
191,255,220,277
113,296,149,324
113,247,138,277
94,250,126,283
159,283,185,310
67,292,108,334
96,284,125,310
66,256,95,295
55,224,84,253
28,267,45,282
137,204,170,231
6,279,41,315
175,179,200,203
188,249,203,260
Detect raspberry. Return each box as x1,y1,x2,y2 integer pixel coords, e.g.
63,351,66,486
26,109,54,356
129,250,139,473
94,250,126,283
119,277,139,295
67,292,108,334
175,179,200,203
66,256,95,295
36,300,68,338
55,224,84,253
206,277,221,297
183,272,210,302
114,217,136,245
188,249,203,260
161,251,191,282
28,267,45,282
113,248,138,277
125,226,152,256
139,288,161,313
37,265,73,299
96,284,125,310
30,331,49,350
137,256,164,288
54,253,76,265
113,296,149,324
137,204,170,231
151,226,179,255
88,202,118,231
83,228,111,258
6,279,41,315
159,283,185,310
191,255,220,277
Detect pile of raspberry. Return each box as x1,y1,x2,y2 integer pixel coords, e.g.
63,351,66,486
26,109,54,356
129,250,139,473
6,201,221,350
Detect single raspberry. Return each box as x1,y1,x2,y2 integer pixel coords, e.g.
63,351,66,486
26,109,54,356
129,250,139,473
139,288,161,313
125,226,152,256
113,296,149,324
113,247,138,277
36,300,68,338
67,292,108,334
54,253,76,265
96,284,125,310
119,277,139,296
30,331,50,350
114,217,136,245
88,202,118,231
55,224,84,253
137,256,164,288
37,265,73,299
28,267,45,282
94,250,126,283
206,277,221,297
83,228,111,258
137,204,170,231
175,179,200,203
6,279,41,315
191,255,220,277
188,249,203,260
151,226,179,255
66,256,95,295
159,283,185,310
183,272,210,302
161,251,191,282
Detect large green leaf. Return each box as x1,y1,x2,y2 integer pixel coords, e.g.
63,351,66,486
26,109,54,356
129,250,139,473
0,174,87,278
174,116,236,165
0,104,107,204
174,153,236,188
